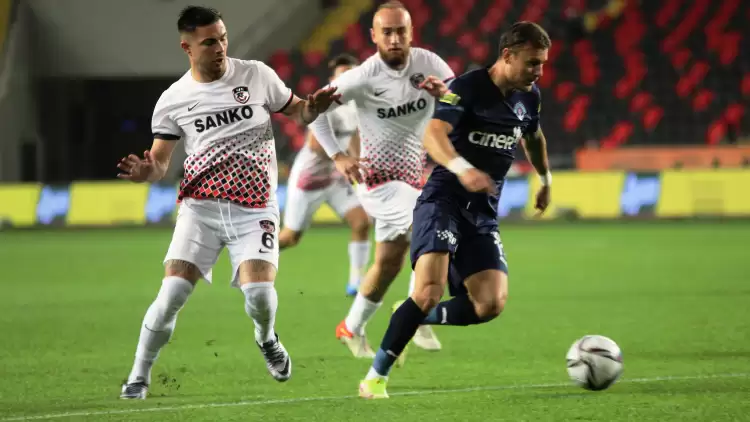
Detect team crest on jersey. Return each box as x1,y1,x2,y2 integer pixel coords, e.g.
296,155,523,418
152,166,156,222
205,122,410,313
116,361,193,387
409,73,425,89
259,220,275,234
513,102,527,120
233,86,250,104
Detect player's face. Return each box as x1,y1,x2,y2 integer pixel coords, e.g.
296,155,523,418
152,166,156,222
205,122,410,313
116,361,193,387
181,20,228,80
330,64,354,81
371,8,413,69
504,44,548,90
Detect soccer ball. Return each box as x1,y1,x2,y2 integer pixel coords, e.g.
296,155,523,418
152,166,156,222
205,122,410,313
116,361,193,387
566,335,623,391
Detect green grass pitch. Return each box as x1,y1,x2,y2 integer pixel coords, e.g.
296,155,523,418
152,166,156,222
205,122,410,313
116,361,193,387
1,221,749,421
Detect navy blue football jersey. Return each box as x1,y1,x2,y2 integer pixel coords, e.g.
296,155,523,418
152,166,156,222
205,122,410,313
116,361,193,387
422,68,542,219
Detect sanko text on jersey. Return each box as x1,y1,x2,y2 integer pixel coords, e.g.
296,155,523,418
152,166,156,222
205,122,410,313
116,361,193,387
376,98,428,119
195,105,254,133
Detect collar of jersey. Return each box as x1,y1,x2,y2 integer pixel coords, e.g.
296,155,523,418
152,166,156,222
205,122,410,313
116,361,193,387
187,57,235,85
376,51,412,78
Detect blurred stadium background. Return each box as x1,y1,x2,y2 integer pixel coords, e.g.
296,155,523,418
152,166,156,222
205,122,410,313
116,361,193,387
0,0,748,226
0,1,749,421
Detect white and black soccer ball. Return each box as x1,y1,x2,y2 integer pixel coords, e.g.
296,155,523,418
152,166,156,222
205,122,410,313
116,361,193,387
566,335,623,391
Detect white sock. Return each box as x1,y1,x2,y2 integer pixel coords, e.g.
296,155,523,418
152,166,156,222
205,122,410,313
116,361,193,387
407,271,416,296
344,292,382,335
128,276,194,384
366,367,387,380
348,241,370,287
241,282,278,344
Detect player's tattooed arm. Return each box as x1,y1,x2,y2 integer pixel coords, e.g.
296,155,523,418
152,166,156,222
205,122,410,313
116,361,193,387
117,138,178,183
521,128,550,178
522,128,552,213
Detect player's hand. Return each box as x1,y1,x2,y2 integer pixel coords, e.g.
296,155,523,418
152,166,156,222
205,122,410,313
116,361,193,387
117,150,155,183
458,168,497,195
534,185,551,216
418,76,449,98
306,86,342,114
332,153,368,185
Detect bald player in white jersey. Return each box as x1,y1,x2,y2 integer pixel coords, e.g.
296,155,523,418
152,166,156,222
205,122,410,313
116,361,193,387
281,54,372,297
116,6,340,400
310,0,454,360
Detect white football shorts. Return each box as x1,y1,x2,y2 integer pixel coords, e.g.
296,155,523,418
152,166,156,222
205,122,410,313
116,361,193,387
357,180,421,243
163,197,280,287
283,180,362,232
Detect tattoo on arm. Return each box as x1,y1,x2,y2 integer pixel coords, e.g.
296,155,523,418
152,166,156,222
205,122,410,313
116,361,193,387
523,128,550,175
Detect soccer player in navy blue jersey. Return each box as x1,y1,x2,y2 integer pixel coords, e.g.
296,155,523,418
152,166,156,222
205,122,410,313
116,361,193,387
359,21,553,399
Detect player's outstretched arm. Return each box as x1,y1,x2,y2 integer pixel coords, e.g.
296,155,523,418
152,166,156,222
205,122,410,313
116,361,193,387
281,87,341,126
521,128,552,213
425,119,496,194
116,138,177,183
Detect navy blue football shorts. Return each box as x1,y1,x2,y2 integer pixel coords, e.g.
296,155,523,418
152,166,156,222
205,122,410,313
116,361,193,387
410,199,508,297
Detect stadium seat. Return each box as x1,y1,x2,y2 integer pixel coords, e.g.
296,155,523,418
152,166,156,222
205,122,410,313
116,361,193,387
692,89,714,113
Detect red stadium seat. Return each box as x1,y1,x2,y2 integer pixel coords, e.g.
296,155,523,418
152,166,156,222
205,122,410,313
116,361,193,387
655,0,681,28
692,89,714,112
717,32,740,66
706,120,727,145
296,75,319,97
445,56,465,76
630,92,652,113
563,95,589,132
303,51,325,68
742,73,750,97
723,104,744,127
469,41,490,63
555,81,576,102
537,66,554,89
642,106,664,131
670,48,691,70
344,23,366,52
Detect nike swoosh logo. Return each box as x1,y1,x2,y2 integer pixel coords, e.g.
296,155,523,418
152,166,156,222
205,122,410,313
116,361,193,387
258,249,269,254
374,90,387,97
188,102,200,111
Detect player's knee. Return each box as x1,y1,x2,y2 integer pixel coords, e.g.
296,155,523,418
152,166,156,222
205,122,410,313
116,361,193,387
474,292,507,321
238,259,277,284
165,259,202,282
350,216,371,237
412,283,443,312
279,229,302,249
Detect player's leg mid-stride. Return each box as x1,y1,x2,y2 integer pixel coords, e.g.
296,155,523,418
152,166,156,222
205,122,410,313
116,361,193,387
359,252,507,399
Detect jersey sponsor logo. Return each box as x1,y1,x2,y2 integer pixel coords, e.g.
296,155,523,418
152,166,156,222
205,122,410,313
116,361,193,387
233,86,250,104
194,106,254,133
468,127,523,150
376,98,428,119
409,73,425,89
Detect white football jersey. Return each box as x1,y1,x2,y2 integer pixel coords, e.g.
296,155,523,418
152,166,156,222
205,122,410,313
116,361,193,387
323,47,454,189
288,101,358,190
151,57,293,209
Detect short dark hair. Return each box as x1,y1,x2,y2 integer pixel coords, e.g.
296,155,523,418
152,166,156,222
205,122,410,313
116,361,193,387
177,6,222,33
377,0,407,12
328,54,360,71
498,21,551,53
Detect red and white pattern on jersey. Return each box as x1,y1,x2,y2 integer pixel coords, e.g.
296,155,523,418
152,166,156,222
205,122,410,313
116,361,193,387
179,123,276,208
359,121,427,190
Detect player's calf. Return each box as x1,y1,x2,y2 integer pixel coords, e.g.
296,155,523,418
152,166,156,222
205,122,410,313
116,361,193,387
238,260,291,382
358,237,408,302
278,228,303,250
121,260,199,399
421,269,507,326
465,269,508,321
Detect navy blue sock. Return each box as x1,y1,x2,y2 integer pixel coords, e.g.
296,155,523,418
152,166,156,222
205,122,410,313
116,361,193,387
422,294,484,326
371,298,427,376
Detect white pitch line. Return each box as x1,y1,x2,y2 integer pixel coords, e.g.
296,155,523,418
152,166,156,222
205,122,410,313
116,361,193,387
2,372,747,421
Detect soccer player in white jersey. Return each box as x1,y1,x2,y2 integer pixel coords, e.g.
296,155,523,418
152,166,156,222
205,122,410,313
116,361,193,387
115,6,340,399
309,0,455,359
281,54,372,297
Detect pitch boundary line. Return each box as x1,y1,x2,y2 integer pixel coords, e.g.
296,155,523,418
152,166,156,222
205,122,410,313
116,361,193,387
2,372,747,421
